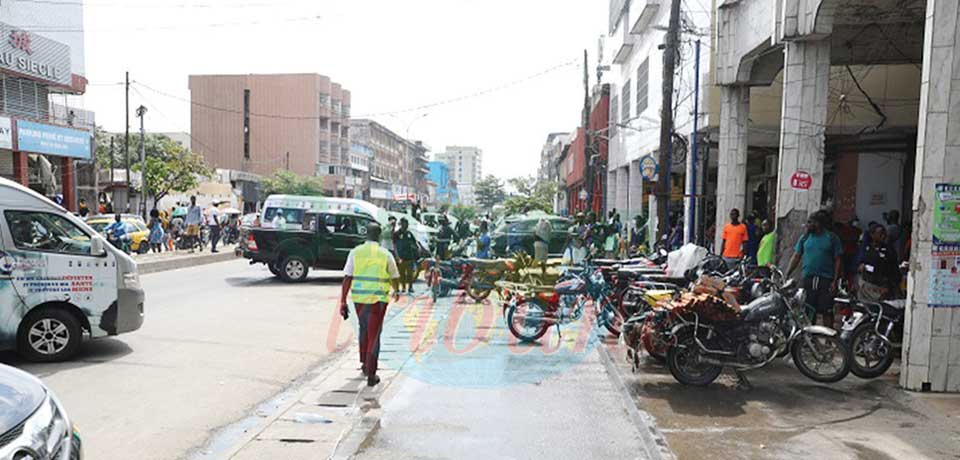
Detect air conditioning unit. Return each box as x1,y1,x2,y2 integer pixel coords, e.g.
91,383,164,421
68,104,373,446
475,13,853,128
764,155,778,177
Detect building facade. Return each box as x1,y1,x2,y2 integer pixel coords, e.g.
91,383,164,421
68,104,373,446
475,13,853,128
561,85,610,215
427,160,458,205
435,146,482,206
537,132,571,184
349,119,429,208
0,1,94,211
189,73,353,198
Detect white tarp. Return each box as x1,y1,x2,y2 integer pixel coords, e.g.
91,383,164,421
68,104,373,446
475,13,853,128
666,243,709,278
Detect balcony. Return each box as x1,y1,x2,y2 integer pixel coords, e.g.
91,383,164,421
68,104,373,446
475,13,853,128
630,0,661,35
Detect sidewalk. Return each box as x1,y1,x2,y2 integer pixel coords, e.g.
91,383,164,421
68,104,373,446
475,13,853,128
607,345,960,459
134,244,239,274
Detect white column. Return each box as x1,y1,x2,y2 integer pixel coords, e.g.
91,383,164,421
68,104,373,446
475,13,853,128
902,0,960,392
606,171,618,216
775,39,831,265
715,86,750,253
628,160,644,222
616,167,629,218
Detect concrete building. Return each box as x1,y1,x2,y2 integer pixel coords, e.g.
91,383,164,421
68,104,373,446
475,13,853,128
436,146,482,206
189,73,353,199
711,0,959,391
538,132,571,183
350,119,428,208
561,84,610,215
0,1,94,212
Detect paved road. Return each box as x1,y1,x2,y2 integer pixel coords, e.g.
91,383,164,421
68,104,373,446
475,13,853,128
354,298,664,460
0,259,349,460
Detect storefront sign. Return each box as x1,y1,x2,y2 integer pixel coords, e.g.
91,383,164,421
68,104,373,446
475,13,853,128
16,120,91,159
930,183,960,308
790,171,813,191
640,155,658,181
0,117,11,150
0,23,72,87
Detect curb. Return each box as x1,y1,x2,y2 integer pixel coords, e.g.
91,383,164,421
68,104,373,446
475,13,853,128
137,251,238,275
598,344,676,460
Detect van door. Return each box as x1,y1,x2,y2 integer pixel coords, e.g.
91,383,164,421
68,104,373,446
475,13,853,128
313,213,336,268
2,210,119,357
0,226,26,351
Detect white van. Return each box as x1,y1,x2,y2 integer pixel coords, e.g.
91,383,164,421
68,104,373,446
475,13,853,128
0,177,144,362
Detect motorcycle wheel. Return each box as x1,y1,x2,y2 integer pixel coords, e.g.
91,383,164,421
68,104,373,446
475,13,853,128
600,303,625,338
666,331,722,386
791,333,852,383
849,322,895,379
467,285,492,302
507,298,550,343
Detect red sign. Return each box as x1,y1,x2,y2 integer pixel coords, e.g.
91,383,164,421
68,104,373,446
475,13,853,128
790,171,813,191
8,31,32,55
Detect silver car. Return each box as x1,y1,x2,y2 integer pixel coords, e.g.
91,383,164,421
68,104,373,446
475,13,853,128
0,364,80,460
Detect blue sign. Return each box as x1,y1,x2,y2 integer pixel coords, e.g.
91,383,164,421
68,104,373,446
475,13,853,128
16,120,91,159
640,154,658,181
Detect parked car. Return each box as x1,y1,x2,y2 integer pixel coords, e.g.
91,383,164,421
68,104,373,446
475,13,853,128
0,177,144,362
243,210,378,282
490,213,571,257
0,364,82,459
85,214,151,254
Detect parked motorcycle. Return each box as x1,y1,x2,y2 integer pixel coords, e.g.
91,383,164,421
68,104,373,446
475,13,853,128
423,257,473,301
837,297,904,379
666,274,852,386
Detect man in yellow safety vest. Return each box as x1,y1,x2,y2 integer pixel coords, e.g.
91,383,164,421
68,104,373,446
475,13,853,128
339,222,401,387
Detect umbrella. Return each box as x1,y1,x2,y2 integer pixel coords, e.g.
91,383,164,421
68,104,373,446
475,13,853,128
171,207,187,218
222,207,242,215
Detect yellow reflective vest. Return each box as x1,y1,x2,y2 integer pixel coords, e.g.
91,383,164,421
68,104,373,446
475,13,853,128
351,242,392,304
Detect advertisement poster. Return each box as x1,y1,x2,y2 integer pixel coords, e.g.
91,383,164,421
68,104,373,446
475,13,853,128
930,183,960,308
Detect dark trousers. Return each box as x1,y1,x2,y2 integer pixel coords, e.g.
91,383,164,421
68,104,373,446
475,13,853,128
355,302,388,375
209,225,221,251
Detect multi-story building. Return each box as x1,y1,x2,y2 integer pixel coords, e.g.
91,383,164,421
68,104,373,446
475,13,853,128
537,132,570,184
349,119,428,208
562,85,610,215
427,161,458,206
435,146,482,206
0,2,94,211
189,73,353,201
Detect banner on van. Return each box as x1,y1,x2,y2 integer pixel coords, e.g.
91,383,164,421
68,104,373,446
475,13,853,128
0,117,11,150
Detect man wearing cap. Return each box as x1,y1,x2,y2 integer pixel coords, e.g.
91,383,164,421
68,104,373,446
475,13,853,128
339,223,401,387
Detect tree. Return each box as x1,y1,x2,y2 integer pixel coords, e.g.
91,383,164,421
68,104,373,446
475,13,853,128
474,175,506,209
260,170,326,196
449,204,477,222
130,134,214,208
503,176,557,215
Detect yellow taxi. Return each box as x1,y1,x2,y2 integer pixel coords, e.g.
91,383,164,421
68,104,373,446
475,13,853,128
85,214,152,253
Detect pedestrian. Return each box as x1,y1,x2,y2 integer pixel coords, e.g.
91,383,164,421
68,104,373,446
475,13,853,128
534,217,552,273
184,196,203,253
394,218,418,294
562,232,588,266
339,223,400,387
456,218,471,243
206,200,222,253
603,224,619,259
630,214,647,252
148,209,165,253
382,216,397,255
756,219,777,267
720,208,749,270
858,224,901,302
78,198,90,218
744,211,760,262
786,210,843,327
169,214,184,251
476,221,492,259
884,210,902,256
437,216,455,259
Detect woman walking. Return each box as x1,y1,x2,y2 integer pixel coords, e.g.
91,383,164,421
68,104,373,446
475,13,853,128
148,209,166,254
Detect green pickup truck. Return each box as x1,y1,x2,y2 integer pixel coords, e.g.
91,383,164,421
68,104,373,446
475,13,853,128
242,210,378,282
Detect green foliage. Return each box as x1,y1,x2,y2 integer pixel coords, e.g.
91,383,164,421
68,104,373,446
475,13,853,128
129,134,214,206
449,204,477,222
260,170,327,196
474,175,506,209
503,176,557,215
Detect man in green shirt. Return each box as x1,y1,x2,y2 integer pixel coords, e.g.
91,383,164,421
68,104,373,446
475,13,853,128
757,219,776,266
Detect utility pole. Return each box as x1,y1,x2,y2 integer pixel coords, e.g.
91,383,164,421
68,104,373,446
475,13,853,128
286,152,290,171
656,0,682,241
137,105,148,217
685,39,702,244
581,49,592,214
109,137,115,206
124,72,130,195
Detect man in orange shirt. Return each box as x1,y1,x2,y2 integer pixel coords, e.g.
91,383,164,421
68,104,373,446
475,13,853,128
720,208,749,270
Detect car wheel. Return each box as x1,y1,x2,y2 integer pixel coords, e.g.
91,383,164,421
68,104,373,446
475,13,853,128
268,263,281,277
17,308,83,362
280,256,309,283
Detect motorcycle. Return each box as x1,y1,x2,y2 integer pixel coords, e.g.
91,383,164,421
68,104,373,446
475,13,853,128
423,257,473,302
500,265,624,342
666,274,852,387
837,297,904,379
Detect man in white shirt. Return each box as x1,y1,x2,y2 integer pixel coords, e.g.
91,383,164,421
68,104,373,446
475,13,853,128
183,196,204,252
206,200,222,253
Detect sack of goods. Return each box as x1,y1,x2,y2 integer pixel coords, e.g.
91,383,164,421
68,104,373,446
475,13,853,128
691,275,741,310
668,292,741,322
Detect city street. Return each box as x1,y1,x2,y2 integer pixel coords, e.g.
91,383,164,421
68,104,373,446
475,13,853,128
0,260,351,460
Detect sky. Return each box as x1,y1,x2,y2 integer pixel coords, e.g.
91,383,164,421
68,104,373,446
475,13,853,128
75,0,608,180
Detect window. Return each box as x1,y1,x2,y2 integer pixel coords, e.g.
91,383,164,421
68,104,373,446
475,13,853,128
243,89,251,159
263,208,305,226
5,211,92,255
610,93,619,135
637,58,649,115
622,79,631,124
